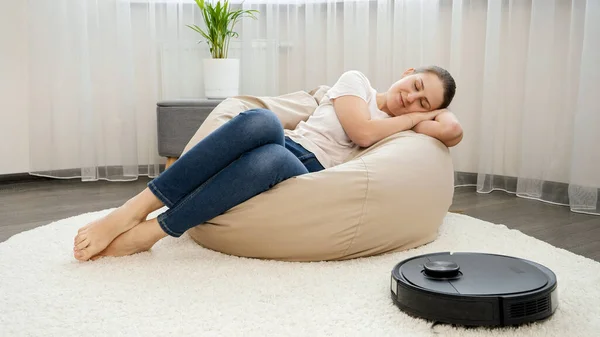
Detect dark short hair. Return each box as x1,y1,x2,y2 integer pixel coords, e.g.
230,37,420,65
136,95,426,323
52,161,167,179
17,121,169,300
414,65,456,109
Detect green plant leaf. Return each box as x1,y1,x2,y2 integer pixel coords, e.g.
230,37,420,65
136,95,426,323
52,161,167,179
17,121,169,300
187,0,259,59
186,24,212,45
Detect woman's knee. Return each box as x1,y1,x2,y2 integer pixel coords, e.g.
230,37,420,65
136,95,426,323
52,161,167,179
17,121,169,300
249,144,307,179
239,109,284,144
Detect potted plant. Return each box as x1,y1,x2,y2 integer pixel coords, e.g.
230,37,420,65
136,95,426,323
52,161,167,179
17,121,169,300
187,0,258,98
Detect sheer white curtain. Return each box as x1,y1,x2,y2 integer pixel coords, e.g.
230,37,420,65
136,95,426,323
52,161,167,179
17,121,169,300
27,0,599,214
454,0,600,216
27,0,162,181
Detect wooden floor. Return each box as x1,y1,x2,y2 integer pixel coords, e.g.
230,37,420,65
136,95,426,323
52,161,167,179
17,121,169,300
1,177,599,261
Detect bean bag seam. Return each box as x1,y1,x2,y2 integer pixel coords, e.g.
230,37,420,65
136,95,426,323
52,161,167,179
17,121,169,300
342,157,369,257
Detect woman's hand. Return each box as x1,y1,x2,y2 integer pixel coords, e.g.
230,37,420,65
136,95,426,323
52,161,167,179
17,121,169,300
411,109,463,147
404,109,447,128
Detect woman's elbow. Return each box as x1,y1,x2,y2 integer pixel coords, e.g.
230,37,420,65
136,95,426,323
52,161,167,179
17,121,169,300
442,122,463,147
354,136,374,148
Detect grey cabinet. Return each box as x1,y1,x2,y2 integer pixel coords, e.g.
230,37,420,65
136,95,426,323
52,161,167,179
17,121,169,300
156,99,223,159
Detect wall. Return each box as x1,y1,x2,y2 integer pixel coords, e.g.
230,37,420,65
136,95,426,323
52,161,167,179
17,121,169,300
0,0,29,174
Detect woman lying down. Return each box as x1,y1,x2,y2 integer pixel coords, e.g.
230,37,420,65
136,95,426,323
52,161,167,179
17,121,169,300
73,66,462,261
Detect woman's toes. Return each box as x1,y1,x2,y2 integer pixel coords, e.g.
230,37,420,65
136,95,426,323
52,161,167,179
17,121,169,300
74,248,92,261
75,237,90,250
74,233,86,246
75,248,92,261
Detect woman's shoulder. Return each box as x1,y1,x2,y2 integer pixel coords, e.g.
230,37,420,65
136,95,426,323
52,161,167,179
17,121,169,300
331,70,374,94
338,70,371,84
325,70,376,103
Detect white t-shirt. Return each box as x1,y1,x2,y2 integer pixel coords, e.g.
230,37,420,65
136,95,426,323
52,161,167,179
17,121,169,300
284,70,391,168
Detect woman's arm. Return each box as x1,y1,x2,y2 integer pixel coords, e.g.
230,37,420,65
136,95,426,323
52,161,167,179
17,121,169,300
332,96,441,147
411,110,463,147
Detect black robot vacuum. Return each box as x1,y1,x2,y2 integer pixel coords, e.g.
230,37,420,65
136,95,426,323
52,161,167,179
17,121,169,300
390,252,558,327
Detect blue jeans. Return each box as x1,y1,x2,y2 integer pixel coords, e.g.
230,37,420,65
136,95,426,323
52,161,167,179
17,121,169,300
148,108,325,237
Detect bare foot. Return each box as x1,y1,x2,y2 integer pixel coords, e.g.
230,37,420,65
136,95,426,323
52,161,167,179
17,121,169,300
73,203,146,261
90,218,167,260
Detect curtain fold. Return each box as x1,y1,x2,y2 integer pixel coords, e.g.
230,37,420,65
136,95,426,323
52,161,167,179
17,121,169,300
26,0,599,214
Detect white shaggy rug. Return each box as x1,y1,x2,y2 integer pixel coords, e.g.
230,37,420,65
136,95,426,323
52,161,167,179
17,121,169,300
1,209,599,337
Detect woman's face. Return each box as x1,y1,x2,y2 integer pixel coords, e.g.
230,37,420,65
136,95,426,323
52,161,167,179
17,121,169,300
385,69,445,116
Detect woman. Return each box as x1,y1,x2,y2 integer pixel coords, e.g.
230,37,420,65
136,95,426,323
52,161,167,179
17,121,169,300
73,66,462,261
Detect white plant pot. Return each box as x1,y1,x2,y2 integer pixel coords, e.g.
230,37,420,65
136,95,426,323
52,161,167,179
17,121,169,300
203,58,240,99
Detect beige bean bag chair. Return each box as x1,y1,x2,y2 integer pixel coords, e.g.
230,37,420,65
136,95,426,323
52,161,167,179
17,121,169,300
181,87,454,262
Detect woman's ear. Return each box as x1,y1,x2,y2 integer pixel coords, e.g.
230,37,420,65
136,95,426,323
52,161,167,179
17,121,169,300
402,68,415,78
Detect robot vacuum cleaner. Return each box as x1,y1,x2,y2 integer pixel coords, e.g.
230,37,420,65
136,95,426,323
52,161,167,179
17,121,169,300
390,252,558,327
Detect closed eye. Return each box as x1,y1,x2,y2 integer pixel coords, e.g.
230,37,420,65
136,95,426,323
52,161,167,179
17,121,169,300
420,78,431,110
414,81,424,108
